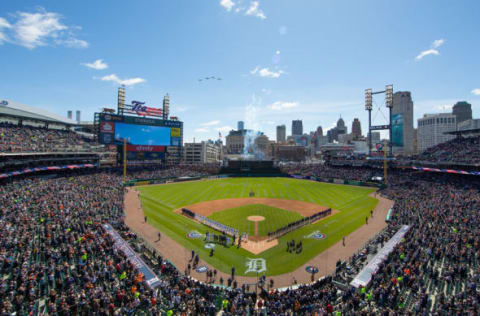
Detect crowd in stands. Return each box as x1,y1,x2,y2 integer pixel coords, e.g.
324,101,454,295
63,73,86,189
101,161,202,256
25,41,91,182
1,134,480,314
0,123,98,153
125,164,221,181
412,135,480,165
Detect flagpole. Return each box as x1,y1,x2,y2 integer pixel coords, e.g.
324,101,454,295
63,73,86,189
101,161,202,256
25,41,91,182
123,138,127,182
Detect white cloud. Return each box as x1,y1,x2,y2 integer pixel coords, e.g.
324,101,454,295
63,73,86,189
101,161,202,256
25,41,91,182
61,37,88,48
215,126,234,133
194,128,209,133
415,39,445,61
415,49,439,60
250,66,284,78
435,104,453,111
268,101,299,110
82,59,108,70
0,17,11,44
432,39,445,48
201,120,220,126
245,1,266,19
471,88,480,96
220,0,235,11
98,74,146,86
0,8,88,49
0,17,11,29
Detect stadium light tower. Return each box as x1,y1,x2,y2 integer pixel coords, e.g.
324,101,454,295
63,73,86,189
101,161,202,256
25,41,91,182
118,86,126,115
365,89,373,155
365,85,393,156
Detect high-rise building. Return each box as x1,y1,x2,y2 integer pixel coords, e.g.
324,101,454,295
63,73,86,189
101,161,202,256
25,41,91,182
238,121,244,131
75,110,81,123
162,94,170,120
276,125,286,143
351,118,362,139
417,113,456,152
452,101,472,124
292,120,303,136
67,111,72,120
316,126,323,136
392,91,414,154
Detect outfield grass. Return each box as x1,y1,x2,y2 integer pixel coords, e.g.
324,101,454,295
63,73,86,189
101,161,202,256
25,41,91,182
137,177,378,276
208,204,303,236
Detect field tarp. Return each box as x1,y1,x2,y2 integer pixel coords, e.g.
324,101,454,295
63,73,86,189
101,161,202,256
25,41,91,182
103,224,161,289
350,225,410,288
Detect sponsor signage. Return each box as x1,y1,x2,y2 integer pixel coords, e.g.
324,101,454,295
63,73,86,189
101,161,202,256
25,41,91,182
103,224,161,289
187,231,203,239
195,266,209,273
100,121,114,133
305,266,319,274
370,124,390,130
99,113,182,128
126,145,165,152
123,100,163,117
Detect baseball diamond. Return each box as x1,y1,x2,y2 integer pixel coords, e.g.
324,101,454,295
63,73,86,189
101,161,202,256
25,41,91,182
130,177,381,278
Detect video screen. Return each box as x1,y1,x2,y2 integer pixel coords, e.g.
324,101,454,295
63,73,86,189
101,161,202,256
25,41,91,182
114,122,171,146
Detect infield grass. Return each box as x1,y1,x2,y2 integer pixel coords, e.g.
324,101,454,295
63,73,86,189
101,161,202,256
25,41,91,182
208,204,303,237
137,177,378,276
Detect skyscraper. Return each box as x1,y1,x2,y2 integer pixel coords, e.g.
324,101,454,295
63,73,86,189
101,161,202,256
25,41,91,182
452,101,472,124
292,120,303,136
75,110,81,123
316,126,323,136
351,118,362,139
276,125,286,143
238,121,244,131
392,91,414,154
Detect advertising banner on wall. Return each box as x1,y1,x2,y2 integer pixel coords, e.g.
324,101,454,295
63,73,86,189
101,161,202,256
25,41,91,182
392,113,404,147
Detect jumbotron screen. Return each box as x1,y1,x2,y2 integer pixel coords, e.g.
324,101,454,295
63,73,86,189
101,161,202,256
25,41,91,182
97,113,182,147
114,123,171,146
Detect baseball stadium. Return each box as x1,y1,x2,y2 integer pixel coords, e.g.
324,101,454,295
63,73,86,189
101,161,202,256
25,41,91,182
2,2,480,315
1,95,479,315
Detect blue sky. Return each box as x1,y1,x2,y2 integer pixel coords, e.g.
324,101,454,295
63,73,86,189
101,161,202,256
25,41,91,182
0,0,479,142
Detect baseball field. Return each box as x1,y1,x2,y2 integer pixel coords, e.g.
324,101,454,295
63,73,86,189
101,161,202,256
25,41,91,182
136,177,378,276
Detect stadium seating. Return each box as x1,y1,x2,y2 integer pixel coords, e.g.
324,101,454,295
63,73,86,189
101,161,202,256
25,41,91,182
413,135,480,164
0,123,98,153
1,156,480,314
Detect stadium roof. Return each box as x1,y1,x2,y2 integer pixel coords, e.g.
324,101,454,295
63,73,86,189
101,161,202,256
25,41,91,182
0,99,77,125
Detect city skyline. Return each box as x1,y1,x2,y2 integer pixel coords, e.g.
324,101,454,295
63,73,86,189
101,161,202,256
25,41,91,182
0,1,479,143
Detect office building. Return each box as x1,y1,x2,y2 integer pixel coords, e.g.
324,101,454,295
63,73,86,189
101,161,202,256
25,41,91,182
417,113,456,152
75,111,81,123
392,91,414,154
276,125,286,143
237,121,244,131
457,118,480,131
351,118,362,139
184,141,222,164
292,120,303,136
452,101,472,124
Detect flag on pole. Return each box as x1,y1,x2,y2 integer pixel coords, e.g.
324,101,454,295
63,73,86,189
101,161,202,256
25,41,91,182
219,132,222,138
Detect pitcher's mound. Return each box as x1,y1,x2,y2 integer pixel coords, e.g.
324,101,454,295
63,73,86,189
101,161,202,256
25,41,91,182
247,215,265,222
